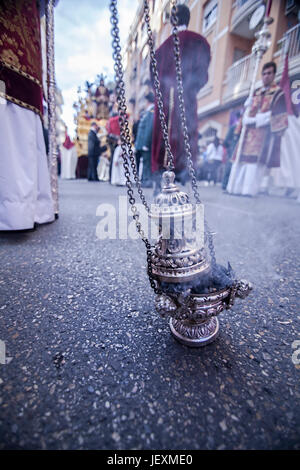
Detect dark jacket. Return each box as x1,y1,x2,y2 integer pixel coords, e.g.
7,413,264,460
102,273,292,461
88,129,107,158
135,107,154,152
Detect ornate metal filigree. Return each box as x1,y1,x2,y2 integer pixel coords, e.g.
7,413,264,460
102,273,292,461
150,171,210,284
155,280,253,347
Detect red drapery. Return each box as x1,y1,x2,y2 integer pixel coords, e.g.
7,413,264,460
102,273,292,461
0,0,43,117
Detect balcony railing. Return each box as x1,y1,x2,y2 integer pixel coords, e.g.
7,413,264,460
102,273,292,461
236,0,253,7
278,23,300,66
223,53,256,101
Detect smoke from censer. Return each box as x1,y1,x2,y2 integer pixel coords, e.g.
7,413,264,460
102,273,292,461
160,262,235,295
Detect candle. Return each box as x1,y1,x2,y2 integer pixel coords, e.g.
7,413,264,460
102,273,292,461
266,0,272,17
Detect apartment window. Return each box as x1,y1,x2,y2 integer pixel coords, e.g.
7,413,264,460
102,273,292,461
202,0,218,33
203,127,217,139
233,48,247,64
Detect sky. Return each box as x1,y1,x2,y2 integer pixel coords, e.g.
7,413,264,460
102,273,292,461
55,0,139,138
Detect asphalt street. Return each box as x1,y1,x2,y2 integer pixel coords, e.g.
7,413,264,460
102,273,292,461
0,178,299,450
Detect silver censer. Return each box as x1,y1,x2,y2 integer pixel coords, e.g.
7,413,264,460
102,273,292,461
150,171,252,347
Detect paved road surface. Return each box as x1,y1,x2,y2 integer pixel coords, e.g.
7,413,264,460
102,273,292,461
0,179,299,450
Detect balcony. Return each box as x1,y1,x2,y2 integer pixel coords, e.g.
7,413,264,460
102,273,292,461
231,0,262,39
276,24,300,78
223,53,256,103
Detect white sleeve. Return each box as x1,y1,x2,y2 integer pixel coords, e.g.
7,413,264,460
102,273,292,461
255,111,271,128
244,96,253,109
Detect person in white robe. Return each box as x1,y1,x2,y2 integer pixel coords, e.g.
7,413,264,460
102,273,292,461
227,62,288,197
269,114,300,201
60,134,78,179
111,144,126,186
0,0,54,230
98,153,111,182
0,101,54,230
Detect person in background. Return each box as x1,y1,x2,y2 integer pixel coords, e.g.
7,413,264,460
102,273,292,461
111,138,126,186
205,136,223,185
135,92,155,188
222,111,241,192
87,122,107,181
227,62,288,196
132,114,142,177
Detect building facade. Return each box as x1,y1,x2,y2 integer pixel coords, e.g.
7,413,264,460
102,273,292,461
124,0,300,146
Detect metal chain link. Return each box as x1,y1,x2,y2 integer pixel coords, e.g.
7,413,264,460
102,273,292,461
169,0,217,269
143,0,175,171
110,0,161,294
110,3,151,215
170,1,200,204
144,0,217,268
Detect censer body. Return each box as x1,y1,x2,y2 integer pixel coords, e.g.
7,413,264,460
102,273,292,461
150,171,252,347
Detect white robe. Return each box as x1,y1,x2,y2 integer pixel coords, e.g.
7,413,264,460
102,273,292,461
60,145,78,179
0,102,54,230
227,162,267,196
97,155,110,182
270,115,300,190
110,145,126,186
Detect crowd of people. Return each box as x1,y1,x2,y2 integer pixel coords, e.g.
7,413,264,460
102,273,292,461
1,1,299,234
81,3,299,204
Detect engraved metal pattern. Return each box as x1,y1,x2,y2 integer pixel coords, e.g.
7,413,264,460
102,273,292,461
46,0,59,215
156,280,253,346
150,171,210,283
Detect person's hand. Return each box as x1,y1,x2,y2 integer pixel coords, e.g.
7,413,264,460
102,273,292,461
244,96,253,109
255,111,271,128
142,146,149,151
242,115,256,126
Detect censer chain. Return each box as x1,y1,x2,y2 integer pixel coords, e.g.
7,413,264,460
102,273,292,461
110,0,161,295
170,0,217,269
144,0,217,269
143,0,175,172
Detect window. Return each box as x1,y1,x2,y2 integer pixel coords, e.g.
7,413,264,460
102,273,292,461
233,48,247,64
285,0,295,15
202,0,218,33
203,126,217,139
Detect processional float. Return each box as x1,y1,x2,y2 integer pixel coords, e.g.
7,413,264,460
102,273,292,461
110,0,253,347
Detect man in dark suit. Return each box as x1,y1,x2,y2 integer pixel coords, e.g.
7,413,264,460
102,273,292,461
135,92,155,188
87,122,107,181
